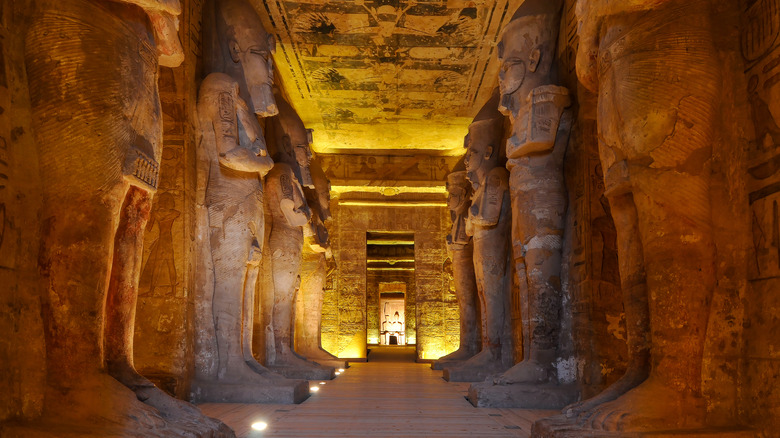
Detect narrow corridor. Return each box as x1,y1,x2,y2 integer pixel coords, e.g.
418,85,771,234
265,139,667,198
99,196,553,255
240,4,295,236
200,348,555,437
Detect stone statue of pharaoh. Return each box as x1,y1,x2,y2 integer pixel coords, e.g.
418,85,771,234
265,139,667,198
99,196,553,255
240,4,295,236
474,0,575,409
550,0,720,432
296,159,344,367
265,162,335,380
270,91,315,188
24,0,230,434
193,0,308,404
432,163,481,371
444,91,514,382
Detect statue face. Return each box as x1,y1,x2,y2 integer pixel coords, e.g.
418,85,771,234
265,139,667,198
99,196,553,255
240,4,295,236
222,0,278,116
446,173,469,213
294,142,312,172
232,35,276,116
464,121,500,188
498,19,543,115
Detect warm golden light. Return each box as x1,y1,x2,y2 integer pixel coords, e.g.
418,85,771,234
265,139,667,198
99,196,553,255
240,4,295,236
335,371,341,375
330,185,448,196
338,368,345,372
310,386,320,392
319,381,326,385
251,421,268,431
339,200,447,207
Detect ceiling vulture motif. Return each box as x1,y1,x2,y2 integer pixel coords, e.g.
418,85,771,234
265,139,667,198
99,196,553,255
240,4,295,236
254,0,521,154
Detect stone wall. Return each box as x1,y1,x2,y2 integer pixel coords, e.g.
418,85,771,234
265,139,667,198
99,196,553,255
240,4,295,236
739,0,780,431
0,0,45,422
554,0,756,430
556,0,627,395
321,194,456,361
133,0,203,399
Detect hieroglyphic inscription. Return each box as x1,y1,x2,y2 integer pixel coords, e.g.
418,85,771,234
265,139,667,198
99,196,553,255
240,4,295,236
0,35,17,270
742,0,780,278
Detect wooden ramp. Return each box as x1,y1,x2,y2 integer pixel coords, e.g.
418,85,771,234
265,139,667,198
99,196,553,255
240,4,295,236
199,358,556,438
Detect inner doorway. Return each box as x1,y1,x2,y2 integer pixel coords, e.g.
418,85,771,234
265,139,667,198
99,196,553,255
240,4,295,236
366,231,415,349
379,289,405,345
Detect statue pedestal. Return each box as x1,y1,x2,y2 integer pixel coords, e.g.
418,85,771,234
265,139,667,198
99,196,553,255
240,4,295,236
442,361,508,382
531,415,758,438
267,362,335,381
467,381,578,409
311,358,349,369
191,378,309,404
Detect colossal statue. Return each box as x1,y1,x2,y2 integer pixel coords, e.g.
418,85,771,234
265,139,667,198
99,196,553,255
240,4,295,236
296,159,345,368
443,91,514,382
432,163,481,371
468,0,577,409
536,0,722,434
22,0,229,434
265,162,335,379
192,0,308,404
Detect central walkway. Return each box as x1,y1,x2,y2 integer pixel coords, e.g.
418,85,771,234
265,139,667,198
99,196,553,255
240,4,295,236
200,347,555,437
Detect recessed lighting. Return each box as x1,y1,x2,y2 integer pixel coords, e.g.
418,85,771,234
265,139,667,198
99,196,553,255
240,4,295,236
319,381,326,385
251,421,267,431
310,386,320,392
335,371,341,375
338,368,345,372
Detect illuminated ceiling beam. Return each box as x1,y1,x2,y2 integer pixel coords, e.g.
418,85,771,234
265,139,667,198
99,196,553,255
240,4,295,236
366,258,415,264
367,239,415,245
367,267,416,271
331,185,447,196
339,200,447,207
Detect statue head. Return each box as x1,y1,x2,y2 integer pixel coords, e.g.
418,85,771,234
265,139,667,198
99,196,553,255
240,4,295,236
309,159,332,221
274,92,314,187
464,90,504,189
214,0,278,116
446,168,471,216
497,0,562,116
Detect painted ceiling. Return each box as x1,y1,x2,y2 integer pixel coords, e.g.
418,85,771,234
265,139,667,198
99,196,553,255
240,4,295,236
254,0,520,155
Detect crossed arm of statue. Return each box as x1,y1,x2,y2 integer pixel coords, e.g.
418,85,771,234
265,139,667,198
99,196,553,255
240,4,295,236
575,0,672,92
469,167,508,228
200,73,275,175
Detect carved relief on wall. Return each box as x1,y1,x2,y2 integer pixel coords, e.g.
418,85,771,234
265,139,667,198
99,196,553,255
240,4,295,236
321,154,459,183
140,191,181,298
256,0,522,152
0,61,18,270
742,0,780,279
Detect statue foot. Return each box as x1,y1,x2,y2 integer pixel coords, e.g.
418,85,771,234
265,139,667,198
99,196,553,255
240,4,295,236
107,359,155,390
437,346,476,363
492,359,553,385
563,365,649,418
578,376,706,432
135,385,234,436
268,350,335,380
222,359,287,385
443,349,509,382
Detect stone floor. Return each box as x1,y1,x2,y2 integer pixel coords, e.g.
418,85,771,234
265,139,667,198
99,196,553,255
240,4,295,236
199,347,556,437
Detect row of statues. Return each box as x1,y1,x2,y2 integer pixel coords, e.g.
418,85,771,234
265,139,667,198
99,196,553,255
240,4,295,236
434,0,728,435
12,0,339,436
193,0,339,405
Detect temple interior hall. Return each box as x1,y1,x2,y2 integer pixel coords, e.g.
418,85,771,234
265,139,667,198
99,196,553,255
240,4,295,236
0,0,779,437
